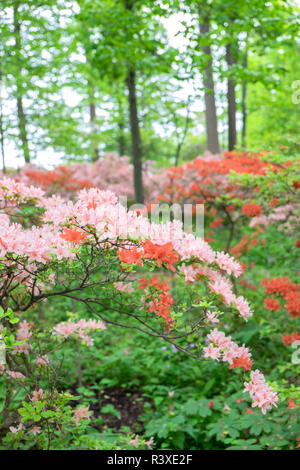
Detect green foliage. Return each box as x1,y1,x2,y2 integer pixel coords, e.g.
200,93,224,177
1,0,299,166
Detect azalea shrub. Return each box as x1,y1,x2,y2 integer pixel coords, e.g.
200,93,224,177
156,151,299,258
0,149,299,450
3,154,166,203
232,153,300,237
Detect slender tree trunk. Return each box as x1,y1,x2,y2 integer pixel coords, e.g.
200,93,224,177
118,121,126,156
126,68,144,204
174,97,191,166
124,0,144,203
226,43,237,151
88,91,100,162
13,2,30,164
117,98,126,156
86,54,100,162
241,47,248,149
222,125,226,151
199,20,220,154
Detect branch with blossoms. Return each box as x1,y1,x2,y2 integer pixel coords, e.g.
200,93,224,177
0,177,280,440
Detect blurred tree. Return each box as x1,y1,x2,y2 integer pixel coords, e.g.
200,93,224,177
13,1,31,163
76,0,176,203
207,0,299,150
198,2,220,154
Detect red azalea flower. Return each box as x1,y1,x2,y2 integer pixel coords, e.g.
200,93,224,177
141,240,179,272
229,355,253,371
287,398,297,409
209,217,223,229
61,228,87,244
270,198,278,207
284,292,300,318
138,276,148,290
264,297,281,312
117,246,143,266
242,203,263,217
282,332,300,346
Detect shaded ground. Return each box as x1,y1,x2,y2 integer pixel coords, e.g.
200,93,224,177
69,386,151,433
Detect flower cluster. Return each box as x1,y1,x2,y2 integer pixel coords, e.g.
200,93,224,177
203,328,253,372
12,320,33,355
73,406,90,426
53,319,106,346
0,177,45,204
242,203,263,217
264,298,281,312
138,275,174,330
262,277,300,318
244,370,279,415
282,332,300,346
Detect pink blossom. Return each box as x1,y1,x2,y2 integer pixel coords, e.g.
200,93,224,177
30,426,41,435
216,251,242,277
53,318,106,345
234,296,253,321
7,371,25,380
73,407,90,426
114,282,134,293
31,388,44,402
145,437,155,449
130,434,139,447
35,355,49,366
9,423,24,434
203,343,222,361
205,310,219,324
243,369,279,414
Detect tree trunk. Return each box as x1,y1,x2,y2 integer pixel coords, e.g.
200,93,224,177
88,92,100,162
174,96,191,166
13,2,30,164
126,69,144,204
226,43,237,151
241,47,248,149
86,54,100,162
199,21,220,154
118,121,126,156
117,98,126,156
124,0,144,203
